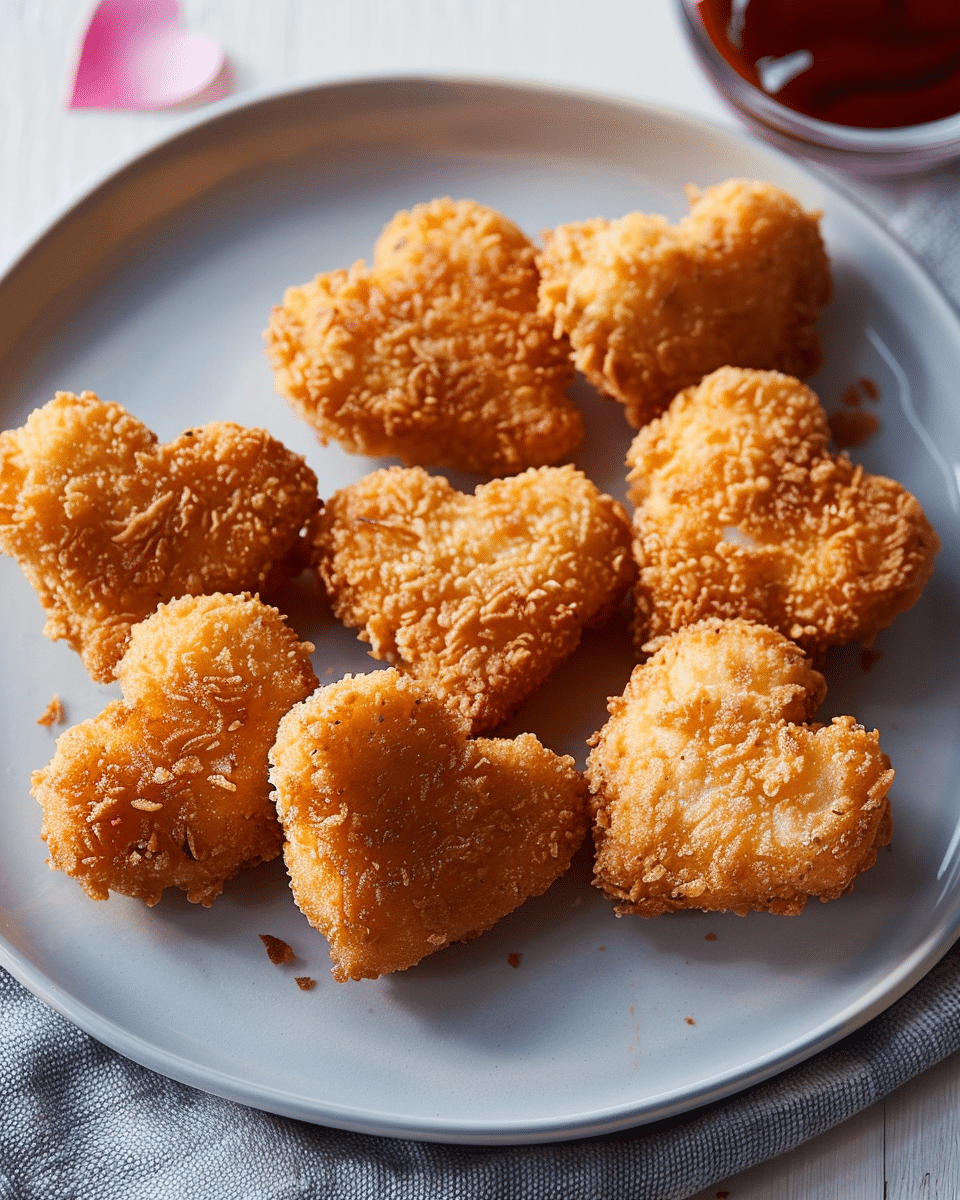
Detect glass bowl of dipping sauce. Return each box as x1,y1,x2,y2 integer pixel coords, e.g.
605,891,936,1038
677,0,960,174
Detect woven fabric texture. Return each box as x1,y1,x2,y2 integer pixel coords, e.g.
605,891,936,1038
3,943,960,1200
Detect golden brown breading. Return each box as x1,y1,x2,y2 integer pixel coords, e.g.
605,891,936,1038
586,618,893,917
0,392,320,682
32,593,317,906
537,179,830,427
264,197,582,476
314,464,635,733
269,668,588,981
627,367,939,654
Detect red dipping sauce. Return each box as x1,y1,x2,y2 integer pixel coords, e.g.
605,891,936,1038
698,0,960,129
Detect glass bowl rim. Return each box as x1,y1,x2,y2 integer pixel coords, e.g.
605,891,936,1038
676,0,960,157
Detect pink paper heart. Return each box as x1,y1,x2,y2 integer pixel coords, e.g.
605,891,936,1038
70,0,227,110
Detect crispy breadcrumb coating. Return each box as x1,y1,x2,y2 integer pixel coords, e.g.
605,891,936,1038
586,618,893,917
627,368,939,653
269,668,588,981
537,179,830,427
314,464,635,733
264,197,582,475
31,593,317,907
0,392,320,682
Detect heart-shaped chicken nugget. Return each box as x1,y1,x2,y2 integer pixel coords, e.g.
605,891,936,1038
315,464,635,733
627,368,939,654
586,618,893,917
264,197,582,476
537,179,830,428
269,668,588,981
0,391,320,681
32,593,318,907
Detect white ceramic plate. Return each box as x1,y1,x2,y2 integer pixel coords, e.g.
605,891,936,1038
1,79,959,1146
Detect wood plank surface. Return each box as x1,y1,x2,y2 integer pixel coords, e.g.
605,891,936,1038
2,2,959,1196
688,1103,886,1199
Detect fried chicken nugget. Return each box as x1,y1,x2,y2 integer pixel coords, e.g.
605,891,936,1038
31,593,318,906
628,368,939,653
537,179,830,427
0,392,320,682
314,464,635,733
269,668,588,981
264,197,582,476
586,618,893,917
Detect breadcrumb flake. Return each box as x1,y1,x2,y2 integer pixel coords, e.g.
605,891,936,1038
260,934,296,965
36,695,64,727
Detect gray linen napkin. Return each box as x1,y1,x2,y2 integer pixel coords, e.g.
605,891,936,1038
3,160,960,1200
847,161,960,313
3,940,960,1200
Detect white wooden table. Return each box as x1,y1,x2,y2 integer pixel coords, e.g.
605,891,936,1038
2,1,959,1195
